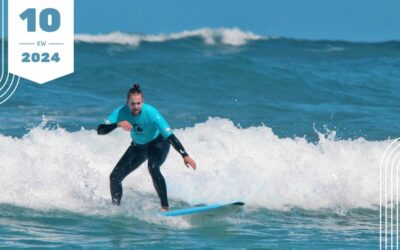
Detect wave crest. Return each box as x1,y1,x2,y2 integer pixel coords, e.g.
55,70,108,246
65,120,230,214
75,28,265,46
0,117,386,215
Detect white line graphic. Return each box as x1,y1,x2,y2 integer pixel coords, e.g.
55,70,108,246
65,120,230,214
0,0,20,105
380,138,400,250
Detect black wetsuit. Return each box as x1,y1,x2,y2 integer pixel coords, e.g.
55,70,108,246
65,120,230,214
97,123,188,208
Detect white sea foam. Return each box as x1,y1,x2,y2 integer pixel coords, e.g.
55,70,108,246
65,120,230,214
0,117,385,217
75,28,264,46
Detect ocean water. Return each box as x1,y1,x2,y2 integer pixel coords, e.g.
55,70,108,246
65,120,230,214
1,28,399,249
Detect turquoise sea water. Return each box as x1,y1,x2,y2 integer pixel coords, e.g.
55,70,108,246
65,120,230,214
1,29,399,249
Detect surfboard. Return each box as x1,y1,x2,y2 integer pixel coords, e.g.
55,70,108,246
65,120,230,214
159,201,245,217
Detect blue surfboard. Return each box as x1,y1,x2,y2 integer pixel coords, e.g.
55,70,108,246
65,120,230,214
159,201,245,217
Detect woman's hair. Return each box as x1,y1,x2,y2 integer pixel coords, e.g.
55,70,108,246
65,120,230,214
127,83,143,99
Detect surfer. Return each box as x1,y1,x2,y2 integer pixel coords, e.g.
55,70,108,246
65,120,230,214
97,83,196,212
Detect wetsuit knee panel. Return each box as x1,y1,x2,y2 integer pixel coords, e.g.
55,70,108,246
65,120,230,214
147,162,161,175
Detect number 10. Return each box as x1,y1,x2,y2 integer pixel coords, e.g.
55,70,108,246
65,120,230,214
20,8,61,32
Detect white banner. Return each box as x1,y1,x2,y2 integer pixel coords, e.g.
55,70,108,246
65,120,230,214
8,0,74,84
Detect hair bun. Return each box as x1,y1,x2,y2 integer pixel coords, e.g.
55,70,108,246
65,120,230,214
133,83,141,90
127,82,143,98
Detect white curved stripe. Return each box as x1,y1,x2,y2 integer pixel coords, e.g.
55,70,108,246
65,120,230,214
380,138,400,250
0,0,21,104
0,73,14,98
396,157,400,250
0,75,19,104
385,143,400,250
0,70,11,92
0,0,5,83
389,149,400,249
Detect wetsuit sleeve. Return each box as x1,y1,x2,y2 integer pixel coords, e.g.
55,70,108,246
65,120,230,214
151,108,173,138
167,134,189,158
97,123,118,135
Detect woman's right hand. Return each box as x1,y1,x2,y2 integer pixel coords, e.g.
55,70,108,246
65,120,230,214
117,121,132,131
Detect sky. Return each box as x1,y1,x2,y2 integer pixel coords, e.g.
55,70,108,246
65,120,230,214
74,0,400,42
